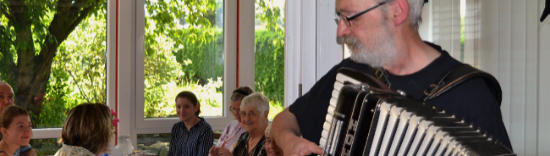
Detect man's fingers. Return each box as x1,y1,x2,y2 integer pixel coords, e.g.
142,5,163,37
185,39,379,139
310,144,324,155
302,143,323,155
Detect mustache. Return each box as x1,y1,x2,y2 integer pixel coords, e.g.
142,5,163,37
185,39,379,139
336,36,361,49
337,36,356,45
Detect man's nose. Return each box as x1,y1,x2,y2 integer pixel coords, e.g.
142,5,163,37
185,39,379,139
336,20,351,38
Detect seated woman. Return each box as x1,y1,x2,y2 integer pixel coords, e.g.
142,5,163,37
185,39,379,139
168,91,214,156
210,93,269,156
55,103,114,156
210,86,253,153
0,106,35,156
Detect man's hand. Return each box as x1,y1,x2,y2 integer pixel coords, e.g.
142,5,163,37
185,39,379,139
271,109,324,156
281,135,323,156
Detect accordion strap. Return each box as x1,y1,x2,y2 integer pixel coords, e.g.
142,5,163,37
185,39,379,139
423,64,502,103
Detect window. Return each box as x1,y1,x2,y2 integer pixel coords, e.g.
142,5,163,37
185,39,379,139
135,0,231,149
143,0,225,118
254,0,285,119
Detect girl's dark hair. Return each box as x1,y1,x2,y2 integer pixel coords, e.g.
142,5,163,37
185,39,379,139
175,91,200,115
62,103,113,154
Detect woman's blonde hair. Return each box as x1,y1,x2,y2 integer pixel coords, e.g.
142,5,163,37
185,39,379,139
61,103,113,154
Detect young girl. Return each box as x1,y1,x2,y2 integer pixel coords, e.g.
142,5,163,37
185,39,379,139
168,91,214,156
0,106,36,156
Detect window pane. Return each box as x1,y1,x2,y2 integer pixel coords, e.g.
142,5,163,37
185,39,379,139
144,0,224,118
254,0,285,120
0,1,107,128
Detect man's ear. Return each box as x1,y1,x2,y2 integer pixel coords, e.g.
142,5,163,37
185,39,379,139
392,0,410,25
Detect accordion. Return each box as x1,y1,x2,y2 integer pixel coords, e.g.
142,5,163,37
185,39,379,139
319,68,514,156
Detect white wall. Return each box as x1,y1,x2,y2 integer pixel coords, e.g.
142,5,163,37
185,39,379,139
479,0,550,155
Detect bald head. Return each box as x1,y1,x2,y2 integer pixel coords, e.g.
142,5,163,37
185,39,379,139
0,82,15,111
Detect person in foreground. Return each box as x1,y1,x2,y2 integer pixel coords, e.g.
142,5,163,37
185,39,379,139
210,93,269,156
55,103,114,156
209,86,253,154
271,0,512,155
168,91,214,156
0,106,35,156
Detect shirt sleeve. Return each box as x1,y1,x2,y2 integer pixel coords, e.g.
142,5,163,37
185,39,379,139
288,68,338,142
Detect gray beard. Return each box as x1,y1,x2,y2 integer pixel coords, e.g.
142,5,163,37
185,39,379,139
337,35,397,68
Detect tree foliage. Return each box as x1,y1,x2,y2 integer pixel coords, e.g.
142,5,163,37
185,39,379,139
255,0,285,106
0,0,106,124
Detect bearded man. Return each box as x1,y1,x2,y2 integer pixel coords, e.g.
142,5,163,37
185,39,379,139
271,0,512,155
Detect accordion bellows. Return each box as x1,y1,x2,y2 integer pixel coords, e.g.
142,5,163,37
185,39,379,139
319,68,514,156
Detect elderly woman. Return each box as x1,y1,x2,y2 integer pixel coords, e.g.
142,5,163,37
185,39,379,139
210,93,269,156
210,87,253,154
168,91,214,156
55,103,113,156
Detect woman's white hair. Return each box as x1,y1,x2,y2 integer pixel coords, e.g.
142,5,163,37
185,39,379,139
241,93,270,116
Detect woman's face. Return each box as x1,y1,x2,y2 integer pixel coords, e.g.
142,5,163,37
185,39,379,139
176,97,199,122
1,115,32,146
239,105,267,133
230,100,241,122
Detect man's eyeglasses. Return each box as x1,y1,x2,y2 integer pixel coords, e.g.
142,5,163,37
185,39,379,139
334,1,387,27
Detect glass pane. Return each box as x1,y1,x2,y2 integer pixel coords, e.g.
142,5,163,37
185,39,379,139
254,0,285,120
144,0,224,118
137,133,171,156
0,1,107,128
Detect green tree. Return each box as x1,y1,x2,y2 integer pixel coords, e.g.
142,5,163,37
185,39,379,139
0,0,105,122
255,0,285,110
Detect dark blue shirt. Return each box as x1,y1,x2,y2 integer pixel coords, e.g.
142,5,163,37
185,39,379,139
168,117,214,156
289,43,512,150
